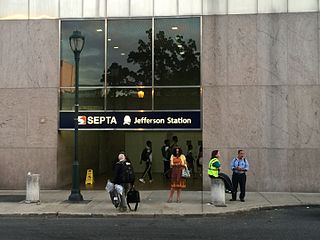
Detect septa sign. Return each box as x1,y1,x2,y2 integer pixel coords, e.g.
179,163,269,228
60,111,201,130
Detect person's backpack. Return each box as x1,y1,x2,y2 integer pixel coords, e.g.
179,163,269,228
121,161,135,183
140,148,151,162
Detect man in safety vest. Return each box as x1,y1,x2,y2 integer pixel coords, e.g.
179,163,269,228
208,150,233,193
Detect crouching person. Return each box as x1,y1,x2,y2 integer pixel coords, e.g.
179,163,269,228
113,152,135,212
208,150,233,193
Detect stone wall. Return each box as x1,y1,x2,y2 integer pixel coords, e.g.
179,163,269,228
202,13,320,192
0,20,59,189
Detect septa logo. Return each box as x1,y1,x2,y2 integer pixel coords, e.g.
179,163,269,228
78,116,87,125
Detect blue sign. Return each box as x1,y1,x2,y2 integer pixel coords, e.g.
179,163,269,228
59,111,201,130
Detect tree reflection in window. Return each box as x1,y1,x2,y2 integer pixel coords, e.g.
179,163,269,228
106,18,200,86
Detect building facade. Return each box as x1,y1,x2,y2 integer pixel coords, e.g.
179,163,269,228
0,0,319,192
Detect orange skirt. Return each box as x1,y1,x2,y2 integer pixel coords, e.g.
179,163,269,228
170,165,186,189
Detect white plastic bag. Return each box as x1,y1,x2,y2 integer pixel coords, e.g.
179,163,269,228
105,179,114,193
115,184,124,195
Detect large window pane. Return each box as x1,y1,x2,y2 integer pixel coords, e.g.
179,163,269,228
107,20,152,86
30,0,59,19
83,0,106,18
288,0,318,12
130,0,153,16
0,0,28,19
203,0,227,15
154,18,200,86
107,0,130,17
61,21,105,87
60,0,82,18
60,88,104,110
154,0,178,16
178,0,202,15
106,88,152,110
154,88,200,110
258,0,287,13
228,0,257,14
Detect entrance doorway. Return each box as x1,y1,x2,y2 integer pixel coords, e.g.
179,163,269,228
58,130,202,191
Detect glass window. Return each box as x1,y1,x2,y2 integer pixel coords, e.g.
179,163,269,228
154,18,200,86
60,88,105,110
203,0,227,15
154,0,178,16
178,0,202,15
154,88,200,110
61,21,105,87
106,88,152,110
107,20,152,86
83,0,106,18
258,0,287,13
60,0,82,18
0,0,28,19
107,0,130,17
30,0,59,19
228,0,257,14
130,0,153,16
288,0,318,12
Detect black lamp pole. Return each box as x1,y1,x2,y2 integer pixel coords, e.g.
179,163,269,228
68,30,85,202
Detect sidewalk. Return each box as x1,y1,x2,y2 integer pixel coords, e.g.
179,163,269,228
0,190,319,217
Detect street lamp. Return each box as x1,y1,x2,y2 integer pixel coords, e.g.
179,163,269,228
68,30,85,202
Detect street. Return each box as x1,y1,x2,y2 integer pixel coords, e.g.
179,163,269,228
0,206,319,240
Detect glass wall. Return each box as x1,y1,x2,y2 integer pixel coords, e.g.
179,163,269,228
60,18,200,111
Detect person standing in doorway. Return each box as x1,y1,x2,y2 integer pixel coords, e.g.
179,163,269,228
186,144,195,176
161,139,171,179
167,147,187,203
170,136,179,154
230,150,249,202
139,140,153,183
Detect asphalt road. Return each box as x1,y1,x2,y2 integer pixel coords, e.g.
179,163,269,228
0,206,319,240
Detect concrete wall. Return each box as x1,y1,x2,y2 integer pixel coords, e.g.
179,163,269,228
0,20,59,189
202,13,320,192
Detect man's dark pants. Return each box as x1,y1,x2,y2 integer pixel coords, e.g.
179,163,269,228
232,173,246,200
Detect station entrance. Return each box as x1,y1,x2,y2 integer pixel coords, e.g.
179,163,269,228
59,130,202,191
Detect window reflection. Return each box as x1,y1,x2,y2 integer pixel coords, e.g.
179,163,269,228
154,88,200,110
107,19,152,86
154,18,200,86
60,88,105,110
60,18,201,111
61,21,105,86
106,88,152,110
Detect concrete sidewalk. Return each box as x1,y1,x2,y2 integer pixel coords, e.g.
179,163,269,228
0,190,319,217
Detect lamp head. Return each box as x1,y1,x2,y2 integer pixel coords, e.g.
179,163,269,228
69,30,85,54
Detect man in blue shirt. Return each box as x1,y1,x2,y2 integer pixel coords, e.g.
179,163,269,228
230,150,249,202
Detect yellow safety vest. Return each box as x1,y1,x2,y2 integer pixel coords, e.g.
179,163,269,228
208,158,220,177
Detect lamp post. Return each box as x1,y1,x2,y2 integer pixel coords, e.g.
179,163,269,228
68,30,85,202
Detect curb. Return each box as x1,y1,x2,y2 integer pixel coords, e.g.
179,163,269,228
0,204,318,218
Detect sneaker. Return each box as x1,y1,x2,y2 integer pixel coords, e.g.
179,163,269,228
229,199,236,201
149,180,153,183
240,199,245,202
139,178,145,183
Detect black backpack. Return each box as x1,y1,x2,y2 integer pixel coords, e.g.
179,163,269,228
121,161,135,183
140,148,151,162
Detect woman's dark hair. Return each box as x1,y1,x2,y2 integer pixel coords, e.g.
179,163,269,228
211,150,219,159
173,147,182,157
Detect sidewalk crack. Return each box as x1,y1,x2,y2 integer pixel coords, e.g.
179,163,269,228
258,192,272,204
